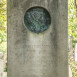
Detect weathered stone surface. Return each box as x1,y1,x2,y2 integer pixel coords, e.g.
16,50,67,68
7,0,68,77
0,59,4,77
69,65,72,77
0,52,3,59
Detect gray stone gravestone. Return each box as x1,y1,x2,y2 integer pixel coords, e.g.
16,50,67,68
7,0,68,77
0,52,4,77
69,65,72,77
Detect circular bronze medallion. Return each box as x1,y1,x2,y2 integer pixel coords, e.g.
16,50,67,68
24,6,51,33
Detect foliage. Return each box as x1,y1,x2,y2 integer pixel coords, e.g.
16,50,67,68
68,52,77,77
68,0,77,77
4,65,7,72
68,0,77,47
0,0,7,53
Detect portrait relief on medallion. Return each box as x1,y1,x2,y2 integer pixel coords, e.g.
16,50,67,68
24,6,51,33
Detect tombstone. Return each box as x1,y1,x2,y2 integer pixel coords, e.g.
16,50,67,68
0,52,4,77
68,36,73,52
7,0,68,77
69,65,72,77
0,52,3,59
0,59,4,77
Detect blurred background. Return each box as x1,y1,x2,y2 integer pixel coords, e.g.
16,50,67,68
0,0,77,77
0,0,7,77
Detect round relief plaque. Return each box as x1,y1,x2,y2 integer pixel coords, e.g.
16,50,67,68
24,6,51,33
